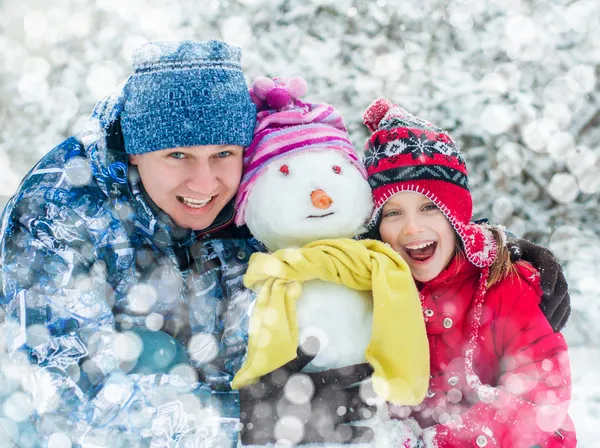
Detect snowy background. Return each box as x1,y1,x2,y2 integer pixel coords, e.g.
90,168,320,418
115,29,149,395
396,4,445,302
0,0,599,445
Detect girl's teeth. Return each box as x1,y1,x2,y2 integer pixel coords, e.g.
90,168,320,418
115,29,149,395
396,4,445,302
406,241,434,250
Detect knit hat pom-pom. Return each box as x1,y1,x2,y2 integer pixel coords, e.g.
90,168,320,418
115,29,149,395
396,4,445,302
252,76,276,101
363,97,395,132
266,86,291,109
286,76,308,99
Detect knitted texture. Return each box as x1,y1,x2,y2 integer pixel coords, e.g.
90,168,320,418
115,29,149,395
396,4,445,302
234,76,366,226
121,40,256,154
362,97,497,268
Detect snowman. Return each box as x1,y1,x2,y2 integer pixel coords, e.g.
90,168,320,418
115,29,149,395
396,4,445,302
232,77,429,446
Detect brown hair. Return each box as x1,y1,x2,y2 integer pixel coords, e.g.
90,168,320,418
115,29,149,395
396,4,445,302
453,226,517,288
486,226,518,288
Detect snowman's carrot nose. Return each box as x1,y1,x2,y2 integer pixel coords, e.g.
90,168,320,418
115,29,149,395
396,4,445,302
311,189,333,209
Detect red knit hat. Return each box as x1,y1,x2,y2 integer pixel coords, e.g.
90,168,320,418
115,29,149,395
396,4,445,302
363,98,497,268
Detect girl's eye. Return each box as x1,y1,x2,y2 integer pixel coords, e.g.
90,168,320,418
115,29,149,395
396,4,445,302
280,165,290,175
423,203,438,212
332,165,342,174
216,151,232,158
383,210,400,218
169,152,186,159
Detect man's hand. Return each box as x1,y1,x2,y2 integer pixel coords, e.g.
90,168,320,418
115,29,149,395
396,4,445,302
239,337,376,445
507,237,571,332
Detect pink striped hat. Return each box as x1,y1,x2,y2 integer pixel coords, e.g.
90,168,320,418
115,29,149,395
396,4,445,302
234,76,367,226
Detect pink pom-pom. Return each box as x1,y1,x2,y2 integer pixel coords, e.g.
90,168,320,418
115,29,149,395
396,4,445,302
252,76,275,100
286,76,307,99
266,86,291,110
249,89,266,108
363,97,395,132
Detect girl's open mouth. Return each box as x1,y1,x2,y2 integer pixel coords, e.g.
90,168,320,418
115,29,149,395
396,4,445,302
404,241,437,262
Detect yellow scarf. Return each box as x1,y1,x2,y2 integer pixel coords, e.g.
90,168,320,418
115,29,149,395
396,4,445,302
231,238,429,405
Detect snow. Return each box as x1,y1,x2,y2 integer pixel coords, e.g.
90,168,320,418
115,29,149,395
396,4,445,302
0,0,598,445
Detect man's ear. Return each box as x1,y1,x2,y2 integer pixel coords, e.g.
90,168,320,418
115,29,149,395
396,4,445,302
129,154,139,165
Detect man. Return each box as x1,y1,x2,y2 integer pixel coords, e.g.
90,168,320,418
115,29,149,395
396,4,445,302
0,40,570,447
0,39,261,447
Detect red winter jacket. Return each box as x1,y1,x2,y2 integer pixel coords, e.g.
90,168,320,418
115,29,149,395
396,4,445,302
389,255,576,447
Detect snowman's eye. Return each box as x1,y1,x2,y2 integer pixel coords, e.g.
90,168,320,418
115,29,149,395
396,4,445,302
279,164,290,175
332,165,342,174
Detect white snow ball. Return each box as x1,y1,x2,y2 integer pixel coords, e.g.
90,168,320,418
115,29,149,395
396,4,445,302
188,333,219,365
544,78,578,105
359,380,379,406
577,167,600,194
0,418,19,446
522,118,557,152
543,102,572,130
3,391,33,422
480,104,514,135
372,52,404,80
492,197,514,221
496,142,528,177
169,364,198,385
566,65,596,94
275,415,304,444
126,283,157,314
547,172,579,204
566,0,600,33
64,156,92,187
447,388,463,404
566,146,597,176
101,377,132,404
505,15,537,44
49,87,79,121
145,313,164,332
545,6,571,33
114,331,143,363
549,226,581,262
23,11,47,39
25,324,50,348
86,62,119,100
547,132,575,161
221,17,253,46
18,75,49,103
48,433,72,448
284,374,315,405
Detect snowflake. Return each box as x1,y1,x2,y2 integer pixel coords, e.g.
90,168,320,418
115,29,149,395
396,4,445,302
363,143,387,167
406,130,439,160
383,139,409,157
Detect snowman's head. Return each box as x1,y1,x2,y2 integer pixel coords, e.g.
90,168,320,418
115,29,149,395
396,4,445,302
235,76,372,250
243,149,373,251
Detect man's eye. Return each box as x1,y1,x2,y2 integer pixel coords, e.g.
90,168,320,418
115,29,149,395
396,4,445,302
216,151,232,158
169,152,186,159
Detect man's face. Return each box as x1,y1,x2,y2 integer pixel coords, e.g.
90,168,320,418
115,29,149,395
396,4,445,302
129,145,244,231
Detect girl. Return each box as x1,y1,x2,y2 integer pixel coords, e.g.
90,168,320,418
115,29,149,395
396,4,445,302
362,98,576,447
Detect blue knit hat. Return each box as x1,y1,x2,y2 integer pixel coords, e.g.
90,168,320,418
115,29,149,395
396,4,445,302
121,40,256,155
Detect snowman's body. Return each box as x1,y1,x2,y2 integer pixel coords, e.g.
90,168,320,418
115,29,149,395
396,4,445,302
244,150,375,372
297,281,372,372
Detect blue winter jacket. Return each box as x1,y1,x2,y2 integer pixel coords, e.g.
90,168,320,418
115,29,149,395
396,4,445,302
0,86,263,447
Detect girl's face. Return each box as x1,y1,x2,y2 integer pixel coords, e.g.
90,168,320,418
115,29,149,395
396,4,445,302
379,191,457,283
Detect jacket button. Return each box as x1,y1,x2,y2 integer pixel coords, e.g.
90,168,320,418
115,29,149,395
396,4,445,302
476,435,488,446
426,389,436,398
442,317,453,329
237,251,247,260
424,309,434,317
447,375,459,386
